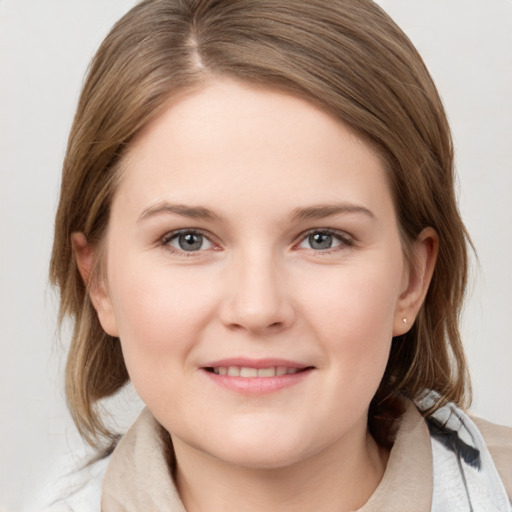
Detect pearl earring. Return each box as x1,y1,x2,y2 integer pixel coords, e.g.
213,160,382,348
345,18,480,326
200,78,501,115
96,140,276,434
402,318,408,325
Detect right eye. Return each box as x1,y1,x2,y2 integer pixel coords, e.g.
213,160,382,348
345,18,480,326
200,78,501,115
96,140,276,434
161,230,215,253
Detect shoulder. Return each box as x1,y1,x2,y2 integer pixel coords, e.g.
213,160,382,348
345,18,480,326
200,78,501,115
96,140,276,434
416,392,512,509
28,450,110,512
472,416,512,500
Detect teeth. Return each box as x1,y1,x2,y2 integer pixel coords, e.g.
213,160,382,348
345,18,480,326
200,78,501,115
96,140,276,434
257,367,276,377
211,366,304,378
240,367,258,377
227,366,240,377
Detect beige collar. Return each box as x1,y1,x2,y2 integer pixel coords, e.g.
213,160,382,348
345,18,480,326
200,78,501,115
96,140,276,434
102,407,186,512
102,402,432,512
358,401,432,511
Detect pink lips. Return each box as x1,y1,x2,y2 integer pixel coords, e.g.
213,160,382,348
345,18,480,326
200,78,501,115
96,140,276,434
201,358,314,395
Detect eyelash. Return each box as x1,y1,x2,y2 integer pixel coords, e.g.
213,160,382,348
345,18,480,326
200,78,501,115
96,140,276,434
295,228,355,254
160,229,217,256
159,228,354,256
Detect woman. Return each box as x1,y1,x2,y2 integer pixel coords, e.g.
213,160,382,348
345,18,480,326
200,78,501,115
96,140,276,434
48,0,512,510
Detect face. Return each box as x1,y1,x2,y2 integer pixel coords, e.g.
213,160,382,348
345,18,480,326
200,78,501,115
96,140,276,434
90,79,423,469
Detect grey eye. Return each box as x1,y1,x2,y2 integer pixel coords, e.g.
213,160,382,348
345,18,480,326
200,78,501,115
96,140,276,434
308,232,333,250
166,231,214,252
178,233,204,251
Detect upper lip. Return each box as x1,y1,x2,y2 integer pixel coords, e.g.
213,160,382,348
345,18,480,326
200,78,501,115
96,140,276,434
201,358,312,369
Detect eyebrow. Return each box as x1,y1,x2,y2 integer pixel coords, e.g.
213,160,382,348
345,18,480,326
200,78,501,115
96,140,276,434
138,201,375,223
138,202,221,222
291,202,375,221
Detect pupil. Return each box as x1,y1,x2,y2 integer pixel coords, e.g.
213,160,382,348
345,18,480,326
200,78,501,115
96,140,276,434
309,233,332,250
179,233,202,251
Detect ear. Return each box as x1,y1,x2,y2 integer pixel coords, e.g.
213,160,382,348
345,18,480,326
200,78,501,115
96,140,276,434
71,232,119,337
393,227,438,336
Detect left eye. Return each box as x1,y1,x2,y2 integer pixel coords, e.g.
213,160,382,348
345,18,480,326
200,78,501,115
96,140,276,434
164,231,214,252
297,231,351,251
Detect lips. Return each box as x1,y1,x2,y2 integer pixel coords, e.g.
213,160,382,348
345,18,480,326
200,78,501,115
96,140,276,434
201,358,314,394
206,365,303,377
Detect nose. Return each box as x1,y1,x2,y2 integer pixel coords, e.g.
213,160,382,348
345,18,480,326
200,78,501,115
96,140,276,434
218,251,296,334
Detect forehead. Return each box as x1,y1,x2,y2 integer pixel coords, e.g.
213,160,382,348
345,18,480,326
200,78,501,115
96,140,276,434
115,78,394,221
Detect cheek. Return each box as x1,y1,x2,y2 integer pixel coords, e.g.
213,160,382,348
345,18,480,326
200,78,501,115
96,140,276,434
297,260,401,369
307,276,398,414
106,255,216,387
109,248,210,330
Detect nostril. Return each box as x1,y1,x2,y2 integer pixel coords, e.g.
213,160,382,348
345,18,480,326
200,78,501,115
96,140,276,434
219,293,295,333
225,321,284,331
226,322,245,331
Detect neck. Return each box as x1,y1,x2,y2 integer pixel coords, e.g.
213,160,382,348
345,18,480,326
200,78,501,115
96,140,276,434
172,428,388,512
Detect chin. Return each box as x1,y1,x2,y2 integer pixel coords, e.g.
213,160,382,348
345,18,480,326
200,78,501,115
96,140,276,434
216,445,309,470
202,428,324,470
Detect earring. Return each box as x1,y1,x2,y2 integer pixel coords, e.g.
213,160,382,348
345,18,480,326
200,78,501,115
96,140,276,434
402,318,408,325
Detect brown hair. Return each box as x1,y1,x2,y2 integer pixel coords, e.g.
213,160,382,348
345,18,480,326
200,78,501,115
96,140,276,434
50,0,472,448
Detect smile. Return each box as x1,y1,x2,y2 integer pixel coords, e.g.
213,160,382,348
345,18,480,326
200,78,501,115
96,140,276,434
206,366,304,377
201,359,314,394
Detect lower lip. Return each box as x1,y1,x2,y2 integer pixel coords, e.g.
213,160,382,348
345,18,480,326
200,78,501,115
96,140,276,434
201,369,313,395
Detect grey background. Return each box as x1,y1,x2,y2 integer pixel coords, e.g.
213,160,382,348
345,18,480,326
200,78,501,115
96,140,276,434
1,1,511,510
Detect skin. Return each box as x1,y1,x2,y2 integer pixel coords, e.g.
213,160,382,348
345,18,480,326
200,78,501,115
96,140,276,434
74,78,437,511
